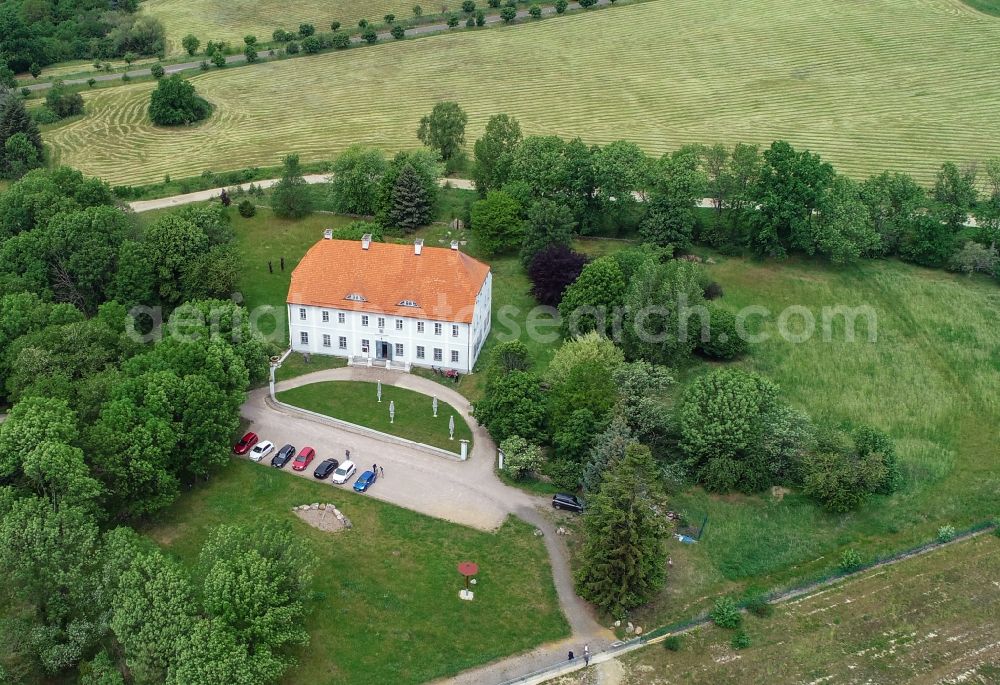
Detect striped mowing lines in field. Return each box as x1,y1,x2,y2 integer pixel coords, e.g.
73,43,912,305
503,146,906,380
143,0,420,55
46,0,1000,187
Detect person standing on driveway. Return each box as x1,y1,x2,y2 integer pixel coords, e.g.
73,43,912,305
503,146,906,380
584,644,590,666
379,465,385,479
372,463,378,476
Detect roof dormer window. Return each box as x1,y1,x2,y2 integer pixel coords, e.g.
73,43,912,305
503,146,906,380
345,293,367,302
398,299,419,308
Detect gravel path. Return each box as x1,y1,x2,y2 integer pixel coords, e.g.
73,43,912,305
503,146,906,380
242,365,614,683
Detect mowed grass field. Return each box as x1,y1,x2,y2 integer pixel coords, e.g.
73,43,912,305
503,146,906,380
142,459,569,685
143,0,417,55
47,0,1000,186
552,534,1000,685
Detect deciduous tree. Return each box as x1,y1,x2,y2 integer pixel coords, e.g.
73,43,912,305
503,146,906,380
417,101,468,162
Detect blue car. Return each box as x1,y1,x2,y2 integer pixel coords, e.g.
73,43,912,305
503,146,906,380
353,470,377,492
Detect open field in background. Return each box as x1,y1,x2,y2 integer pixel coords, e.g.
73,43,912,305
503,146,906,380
277,380,475,451
47,0,1000,186
142,459,569,685
552,534,1000,685
143,0,418,54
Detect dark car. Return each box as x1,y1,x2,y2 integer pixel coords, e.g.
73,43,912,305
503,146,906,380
313,458,340,480
233,431,258,455
271,443,295,468
552,493,584,513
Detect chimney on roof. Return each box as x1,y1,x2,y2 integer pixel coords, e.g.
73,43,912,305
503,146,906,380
323,228,333,240
361,234,372,250
450,240,459,251
414,238,424,255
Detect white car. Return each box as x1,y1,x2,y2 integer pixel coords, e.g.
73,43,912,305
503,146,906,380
330,460,356,484
249,440,274,462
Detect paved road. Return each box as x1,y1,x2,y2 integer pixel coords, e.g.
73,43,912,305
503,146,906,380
129,175,475,212
25,0,613,93
242,365,614,682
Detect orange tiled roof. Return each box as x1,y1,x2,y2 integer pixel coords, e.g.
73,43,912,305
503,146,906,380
287,239,490,323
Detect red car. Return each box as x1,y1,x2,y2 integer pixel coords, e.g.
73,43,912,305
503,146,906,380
292,447,316,471
233,431,259,455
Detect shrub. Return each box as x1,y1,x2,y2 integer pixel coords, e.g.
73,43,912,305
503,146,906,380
299,23,316,36
500,435,543,480
579,0,596,7
244,34,257,45
182,33,200,55
244,45,258,63
555,0,568,11
384,13,396,22
462,0,476,11
488,0,501,6
937,525,956,542
332,32,351,49
150,63,165,78
87,78,97,87
330,21,341,31
475,9,486,24
148,75,211,126
358,27,376,43
238,199,256,217
272,29,290,42
500,5,516,21
731,630,751,650
391,25,406,39
466,15,475,26
710,596,742,629
703,281,724,299
744,593,773,618
302,36,322,53
528,4,541,17
949,241,998,275
413,4,423,15
211,51,226,67
696,305,747,360
31,107,61,125
199,60,209,71
447,12,460,26
43,83,86,118
838,548,864,573
285,41,300,54
663,636,683,652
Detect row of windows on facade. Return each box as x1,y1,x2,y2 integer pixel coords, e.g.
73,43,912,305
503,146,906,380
299,308,460,336
299,332,458,362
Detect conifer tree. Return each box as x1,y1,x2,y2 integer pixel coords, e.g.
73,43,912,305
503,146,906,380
0,92,44,178
575,443,669,617
387,163,431,232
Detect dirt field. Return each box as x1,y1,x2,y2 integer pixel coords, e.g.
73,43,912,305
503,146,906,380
551,534,1000,684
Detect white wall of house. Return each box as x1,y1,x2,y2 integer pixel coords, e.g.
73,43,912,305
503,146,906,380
287,274,491,373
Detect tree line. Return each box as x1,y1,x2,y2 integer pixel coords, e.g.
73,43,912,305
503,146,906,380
0,0,165,76
0,167,309,683
466,111,1000,279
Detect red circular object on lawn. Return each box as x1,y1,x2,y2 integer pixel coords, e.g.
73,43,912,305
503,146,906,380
457,561,479,577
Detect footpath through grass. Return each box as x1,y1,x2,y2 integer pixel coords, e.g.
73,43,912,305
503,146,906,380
552,534,1000,684
142,459,568,685
277,380,474,452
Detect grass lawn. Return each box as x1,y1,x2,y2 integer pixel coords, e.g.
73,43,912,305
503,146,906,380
961,0,1000,16
277,380,474,452
141,459,568,684
274,351,347,382
606,254,1000,627
553,534,1000,684
47,0,1000,186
